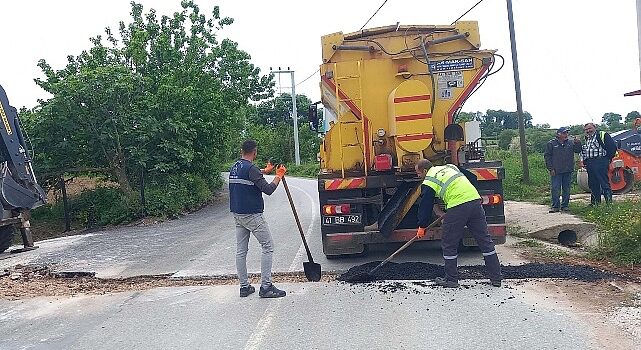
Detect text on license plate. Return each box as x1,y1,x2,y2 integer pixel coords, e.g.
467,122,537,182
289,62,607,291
323,214,361,225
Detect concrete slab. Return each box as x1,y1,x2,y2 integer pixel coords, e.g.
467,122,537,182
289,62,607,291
505,201,597,246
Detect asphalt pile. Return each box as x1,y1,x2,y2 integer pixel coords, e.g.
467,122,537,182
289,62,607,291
337,261,619,283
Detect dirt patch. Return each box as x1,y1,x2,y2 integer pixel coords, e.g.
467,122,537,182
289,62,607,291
518,245,641,281
337,261,621,283
0,264,337,300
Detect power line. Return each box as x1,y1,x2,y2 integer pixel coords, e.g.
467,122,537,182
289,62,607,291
295,68,320,87
293,0,390,88
359,0,390,31
451,0,484,25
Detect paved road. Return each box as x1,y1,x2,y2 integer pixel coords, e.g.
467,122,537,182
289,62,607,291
1,282,602,350
0,176,625,350
0,176,524,278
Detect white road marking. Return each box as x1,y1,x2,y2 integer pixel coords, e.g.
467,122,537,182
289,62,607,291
244,179,318,350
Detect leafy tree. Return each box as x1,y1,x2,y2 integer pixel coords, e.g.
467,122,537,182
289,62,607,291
498,129,517,150
26,1,273,192
602,112,622,130
626,111,641,123
251,93,311,127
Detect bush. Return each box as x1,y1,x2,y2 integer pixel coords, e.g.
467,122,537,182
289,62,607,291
72,187,141,227
285,163,320,178
572,200,641,264
145,173,212,218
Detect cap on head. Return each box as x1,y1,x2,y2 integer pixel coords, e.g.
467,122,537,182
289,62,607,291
557,127,569,134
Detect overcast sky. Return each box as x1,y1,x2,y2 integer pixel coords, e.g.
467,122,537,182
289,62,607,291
2,0,640,128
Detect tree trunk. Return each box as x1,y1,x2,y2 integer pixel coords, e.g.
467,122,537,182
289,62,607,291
112,165,132,194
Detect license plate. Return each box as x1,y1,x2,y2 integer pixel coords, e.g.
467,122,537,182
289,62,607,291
322,214,361,225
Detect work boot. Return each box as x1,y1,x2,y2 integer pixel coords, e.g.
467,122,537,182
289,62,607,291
259,284,286,298
434,277,459,288
560,207,570,212
491,280,502,287
240,285,255,298
548,207,560,213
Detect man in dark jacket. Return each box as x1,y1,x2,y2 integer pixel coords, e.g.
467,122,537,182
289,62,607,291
579,123,617,205
544,127,582,212
229,140,288,298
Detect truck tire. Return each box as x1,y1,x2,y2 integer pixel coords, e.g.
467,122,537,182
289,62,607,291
0,225,15,253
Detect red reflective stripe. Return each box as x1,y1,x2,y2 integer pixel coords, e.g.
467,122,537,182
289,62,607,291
321,75,362,120
348,178,365,188
327,179,342,190
397,134,434,142
393,94,431,103
395,113,432,122
474,168,497,180
447,65,488,124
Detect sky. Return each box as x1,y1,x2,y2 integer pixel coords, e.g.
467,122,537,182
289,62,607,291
1,0,640,128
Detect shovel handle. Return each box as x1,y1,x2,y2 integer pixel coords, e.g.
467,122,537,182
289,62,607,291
281,176,315,263
369,215,445,275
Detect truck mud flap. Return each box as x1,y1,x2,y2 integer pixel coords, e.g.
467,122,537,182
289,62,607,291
378,181,421,237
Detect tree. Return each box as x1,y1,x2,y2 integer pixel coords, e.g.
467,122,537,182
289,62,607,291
26,2,273,191
602,112,622,130
251,93,311,127
626,111,641,123
498,129,517,150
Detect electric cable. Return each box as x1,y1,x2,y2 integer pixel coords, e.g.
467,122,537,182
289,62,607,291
451,0,485,25
295,68,320,87
359,0,390,31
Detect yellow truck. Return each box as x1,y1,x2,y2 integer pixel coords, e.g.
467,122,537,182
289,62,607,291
307,22,506,257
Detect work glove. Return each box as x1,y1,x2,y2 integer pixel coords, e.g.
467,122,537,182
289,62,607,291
275,164,287,179
416,227,426,239
262,161,274,174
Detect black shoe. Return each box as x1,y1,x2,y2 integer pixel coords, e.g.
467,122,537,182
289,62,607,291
491,280,502,287
259,284,286,298
549,207,560,213
560,207,570,212
434,277,459,288
240,285,255,297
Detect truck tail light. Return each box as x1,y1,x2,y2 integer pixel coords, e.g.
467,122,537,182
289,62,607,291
375,154,392,171
323,204,351,215
481,194,503,205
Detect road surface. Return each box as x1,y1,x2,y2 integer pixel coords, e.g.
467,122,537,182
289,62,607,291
0,176,637,350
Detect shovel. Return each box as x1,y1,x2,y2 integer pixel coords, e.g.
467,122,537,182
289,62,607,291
281,176,321,282
344,215,445,283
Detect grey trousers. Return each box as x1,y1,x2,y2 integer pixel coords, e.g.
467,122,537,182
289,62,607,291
441,200,502,283
234,213,273,288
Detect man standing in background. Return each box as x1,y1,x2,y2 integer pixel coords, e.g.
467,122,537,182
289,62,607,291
580,123,617,205
544,127,582,212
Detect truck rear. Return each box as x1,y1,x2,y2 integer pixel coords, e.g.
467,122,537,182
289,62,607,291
309,22,506,257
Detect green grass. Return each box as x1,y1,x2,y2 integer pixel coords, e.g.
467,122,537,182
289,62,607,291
514,239,544,248
486,149,583,202
570,200,641,265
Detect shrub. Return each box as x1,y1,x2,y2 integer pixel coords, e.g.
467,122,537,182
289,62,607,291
145,173,212,218
573,200,641,265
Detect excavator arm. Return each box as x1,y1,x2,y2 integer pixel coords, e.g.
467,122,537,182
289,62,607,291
0,84,47,253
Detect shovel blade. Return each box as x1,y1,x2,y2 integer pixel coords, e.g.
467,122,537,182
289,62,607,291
303,261,321,282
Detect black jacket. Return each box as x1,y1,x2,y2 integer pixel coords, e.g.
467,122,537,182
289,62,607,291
544,137,582,174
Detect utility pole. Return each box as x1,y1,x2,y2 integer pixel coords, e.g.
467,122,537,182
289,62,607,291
506,0,530,183
270,68,300,165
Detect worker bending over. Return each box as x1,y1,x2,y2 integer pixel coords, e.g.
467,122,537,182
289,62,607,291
415,159,502,288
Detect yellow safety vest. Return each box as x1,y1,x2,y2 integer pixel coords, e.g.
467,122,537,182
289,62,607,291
422,164,480,209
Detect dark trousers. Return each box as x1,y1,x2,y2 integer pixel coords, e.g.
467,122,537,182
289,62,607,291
551,172,572,209
441,200,502,283
585,157,612,204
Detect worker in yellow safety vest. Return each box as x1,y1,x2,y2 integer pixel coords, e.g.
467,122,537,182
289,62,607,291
415,159,502,288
